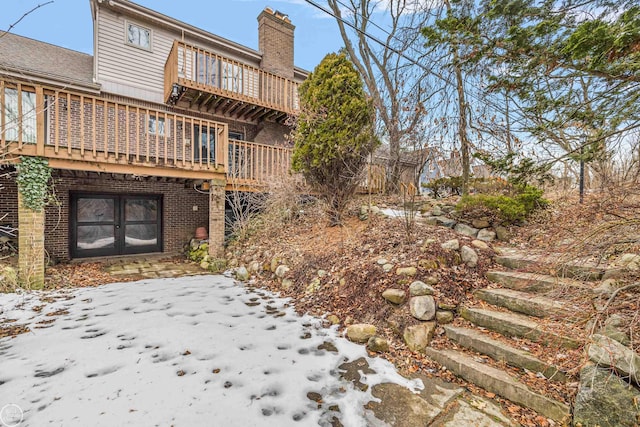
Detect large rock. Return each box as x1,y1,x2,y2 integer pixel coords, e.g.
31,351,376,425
431,205,443,216
588,334,640,384
436,310,454,324
306,277,321,293
367,336,389,353
359,205,369,220
403,322,436,352
598,314,630,346
418,259,439,270
396,266,417,277
410,296,436,321
454,223,479,238
471,219,491,229
434,216,456,228
460,246,479,268
275,264,290,279
347,324,377,343
495,226,511,242
248,261,262,273
573,364,640,427
409,281,435,296
366,383,441,427
616,253,640,270
477,229,496,242
235,266,249,281
382,289,406,305
471,240,490,250
281,278,294,290
441,239,460,251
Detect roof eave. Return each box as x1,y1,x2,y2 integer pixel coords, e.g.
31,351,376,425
103,0,263,63
0,67,102,94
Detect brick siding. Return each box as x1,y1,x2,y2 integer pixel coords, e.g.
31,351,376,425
258,10,295,80
1,171,210,262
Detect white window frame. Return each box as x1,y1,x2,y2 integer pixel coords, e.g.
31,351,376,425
147,114,170,138
125,21,152,51
2,88,37,143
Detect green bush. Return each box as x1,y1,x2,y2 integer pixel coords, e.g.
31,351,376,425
457,184,548,224
517,185,548,211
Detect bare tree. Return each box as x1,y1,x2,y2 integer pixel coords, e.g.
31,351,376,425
326,0,434,193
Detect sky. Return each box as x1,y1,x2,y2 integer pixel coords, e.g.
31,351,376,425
0,0,347,72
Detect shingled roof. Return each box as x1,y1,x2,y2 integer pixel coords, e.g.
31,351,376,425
0,32,98,90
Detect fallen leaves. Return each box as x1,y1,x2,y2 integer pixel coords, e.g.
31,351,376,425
0,324,29,339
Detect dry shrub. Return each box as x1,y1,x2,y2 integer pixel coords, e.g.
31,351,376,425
0,265,19,293
248,173,326,241
515,181,640,354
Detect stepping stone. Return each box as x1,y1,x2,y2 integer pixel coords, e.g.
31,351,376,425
460,307,581,349
474,288,571,318
110,269,142,276
495,254,605,281
424,348,570,422
494,254,543,271
443,325,568,382
486,271,589,293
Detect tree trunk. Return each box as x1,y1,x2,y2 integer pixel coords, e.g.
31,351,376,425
447,0,471,195
388,133,401,194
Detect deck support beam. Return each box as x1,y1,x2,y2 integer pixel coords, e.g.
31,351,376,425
17,191,45,289
208,178,227,257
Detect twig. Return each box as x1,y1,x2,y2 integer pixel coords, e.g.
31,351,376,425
590,282,640,337
0,2,54,38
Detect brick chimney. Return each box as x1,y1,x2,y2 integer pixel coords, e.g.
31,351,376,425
258,7,295,79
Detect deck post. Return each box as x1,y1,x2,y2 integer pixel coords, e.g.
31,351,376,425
208,177,227,257
17,191,46,289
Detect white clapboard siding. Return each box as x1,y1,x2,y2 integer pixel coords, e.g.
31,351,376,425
96,9,173,103
96,7,262,104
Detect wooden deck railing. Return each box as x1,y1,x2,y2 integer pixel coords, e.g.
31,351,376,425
164,41,300,115
0,80,299,187
0,81,228,178
227,139,294,188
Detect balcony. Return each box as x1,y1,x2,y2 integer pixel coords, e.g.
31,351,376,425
164,41,299,123
0,81,295,188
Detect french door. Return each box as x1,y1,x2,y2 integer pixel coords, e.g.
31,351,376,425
70,193,162,258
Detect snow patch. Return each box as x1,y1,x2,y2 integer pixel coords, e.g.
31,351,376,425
0,275,422,426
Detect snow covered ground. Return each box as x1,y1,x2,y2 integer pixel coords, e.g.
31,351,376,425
0,275,422,426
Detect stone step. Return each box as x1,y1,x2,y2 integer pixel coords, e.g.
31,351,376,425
494,253,543,271
494,253,605,280
425,348,570,422
474,288,571,318
460,306,582,349
485,270,590,293
443,325,568,382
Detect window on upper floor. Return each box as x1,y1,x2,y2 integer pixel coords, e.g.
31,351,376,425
2,87,36,143
222,62,243,94
126,22,151,51
147,114,170,137
193,125,216,163
228,131,244,141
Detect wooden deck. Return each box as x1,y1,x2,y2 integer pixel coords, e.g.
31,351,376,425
0,80,295,187
164,41,299,123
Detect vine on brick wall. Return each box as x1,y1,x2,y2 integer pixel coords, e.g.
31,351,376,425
16,156,52,212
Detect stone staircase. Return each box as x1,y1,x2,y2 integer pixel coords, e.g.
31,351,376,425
426,249,607,423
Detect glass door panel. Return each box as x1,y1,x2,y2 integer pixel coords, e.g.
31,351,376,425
122,196,162,254
71,194,162,258
71,195,118,257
